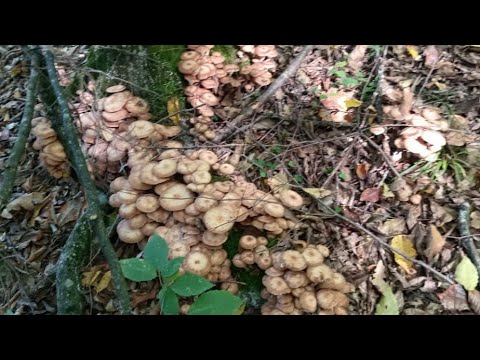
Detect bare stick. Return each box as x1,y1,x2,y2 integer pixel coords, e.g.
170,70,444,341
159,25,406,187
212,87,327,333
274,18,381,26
458,201,480,275
213,45,314,143
360,133,402,178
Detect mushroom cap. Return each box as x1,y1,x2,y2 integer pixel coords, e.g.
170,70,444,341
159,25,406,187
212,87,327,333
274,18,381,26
420,130,446,147
306,264,333,283
183,250,211,276
153,159,178,178
136,194,160,213
156,124,182,138
278,190,304,209
117,219,145,243
299,291,318,313
109,176,130,193
191,170,212,184
264,202,285,218
265,267,284,277
181,51,200,61
125,96,150,115
119,203,140,219
318,273,349,292
146,208,170,223
199,92,219,106
240,251,255,265
127,120,154,139
169,241,190,258
128,213,148,229
210,249,228,266
102,109,129,122
301,247,324,267
128,169,154,191
284,271,309,289
141,222,160,237
316,289,349,310
202,231,228,246
239,235,258,250
178,60,199,75
32,122,56,138
263,276,291,296
282,250,307,271
198,150,218,165
218,163,235,175
194,194,218,212
158,183,194,211
203,206,236,234
106,84,126,93
103,91,131,112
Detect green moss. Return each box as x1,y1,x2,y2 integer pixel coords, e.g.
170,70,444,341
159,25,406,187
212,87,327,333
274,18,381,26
84,45,186,121
212,45,238,64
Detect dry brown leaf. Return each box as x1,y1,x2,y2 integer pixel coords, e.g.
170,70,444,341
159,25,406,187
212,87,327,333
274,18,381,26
348,45,369,72
132,286,159,308
360,188,380,203
377,218,406,236
467,290,480,314
425,225,446,261
400,87,414,116
430,201,455,226
446,132,466,147
437,284,470,311
95,271,112,293
471,211,480,230
406,205,422,230
424,45,440,67
1,192,45,219
356,163,371,180
371,260,388,293
57,197,84,226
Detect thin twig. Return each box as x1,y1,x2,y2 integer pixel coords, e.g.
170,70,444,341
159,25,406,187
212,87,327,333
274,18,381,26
458,201,480,275
360,133,402,178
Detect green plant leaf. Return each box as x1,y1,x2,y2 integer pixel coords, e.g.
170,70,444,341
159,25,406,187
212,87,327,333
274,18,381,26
259,169,267,178
188,290,243,315
335,70,347,78
120,258,157,282
338,171,347,181
335,61,347,67
170,273,214,296
161,257,185,278
455,256,479,291
144,234,169,271
341,77,360,87
375,285,399,315
158,286,179,315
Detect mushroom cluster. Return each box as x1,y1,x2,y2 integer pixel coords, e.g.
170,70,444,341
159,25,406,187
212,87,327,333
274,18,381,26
237,241,354,315
178,45,279,141
73,84,167,176
237,45,278,87
392,107,448,162
31,117,70,179
374,86,449,162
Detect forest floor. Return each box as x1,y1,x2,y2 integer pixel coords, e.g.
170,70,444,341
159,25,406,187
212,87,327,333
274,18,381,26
1,45,480,315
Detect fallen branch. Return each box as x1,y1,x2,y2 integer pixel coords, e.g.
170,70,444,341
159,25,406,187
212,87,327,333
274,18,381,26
213,45,314,143
0,49,39,211
458,201,480,275
35,46,131,314
306,194,455,285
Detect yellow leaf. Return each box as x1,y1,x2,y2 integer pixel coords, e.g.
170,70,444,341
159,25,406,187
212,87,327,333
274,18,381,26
95,271,112,293
433,80,447,90
81,265,103,287
406,45,421,60
344,98,362,109
303,187,332,199
425,225,445,260
234,302,246,315
382,184,395,198
167,97,181,125
391,235,417,273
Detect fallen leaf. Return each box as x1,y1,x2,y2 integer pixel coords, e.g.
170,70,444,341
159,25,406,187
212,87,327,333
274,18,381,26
424,45,439,67
470,211,480,229
356,163,370,180
1,192,45,219
81,266,103,288
267,173,289,193
455,256,479,291
467,290,480,314
371,260,388,292
377,218,406,236
360,188,380,203
132,285,159,308
348,45,369,72
167,97,181,125
430,201,455,226
406,45,421,60
57,197,83,226
375,285,400,315
406,205,422,230
381,184,395,199
344,98,362,109
437,284,470,311
303,187,332,199
95,271,112,293
425,225,446,261
391,235,417,273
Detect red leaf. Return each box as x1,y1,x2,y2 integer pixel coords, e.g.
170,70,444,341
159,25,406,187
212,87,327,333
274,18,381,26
437,284,469,311
360,188,380,203
356,163,371,180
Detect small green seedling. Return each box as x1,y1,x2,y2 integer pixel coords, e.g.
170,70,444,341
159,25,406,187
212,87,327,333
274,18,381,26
120,234,243,315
